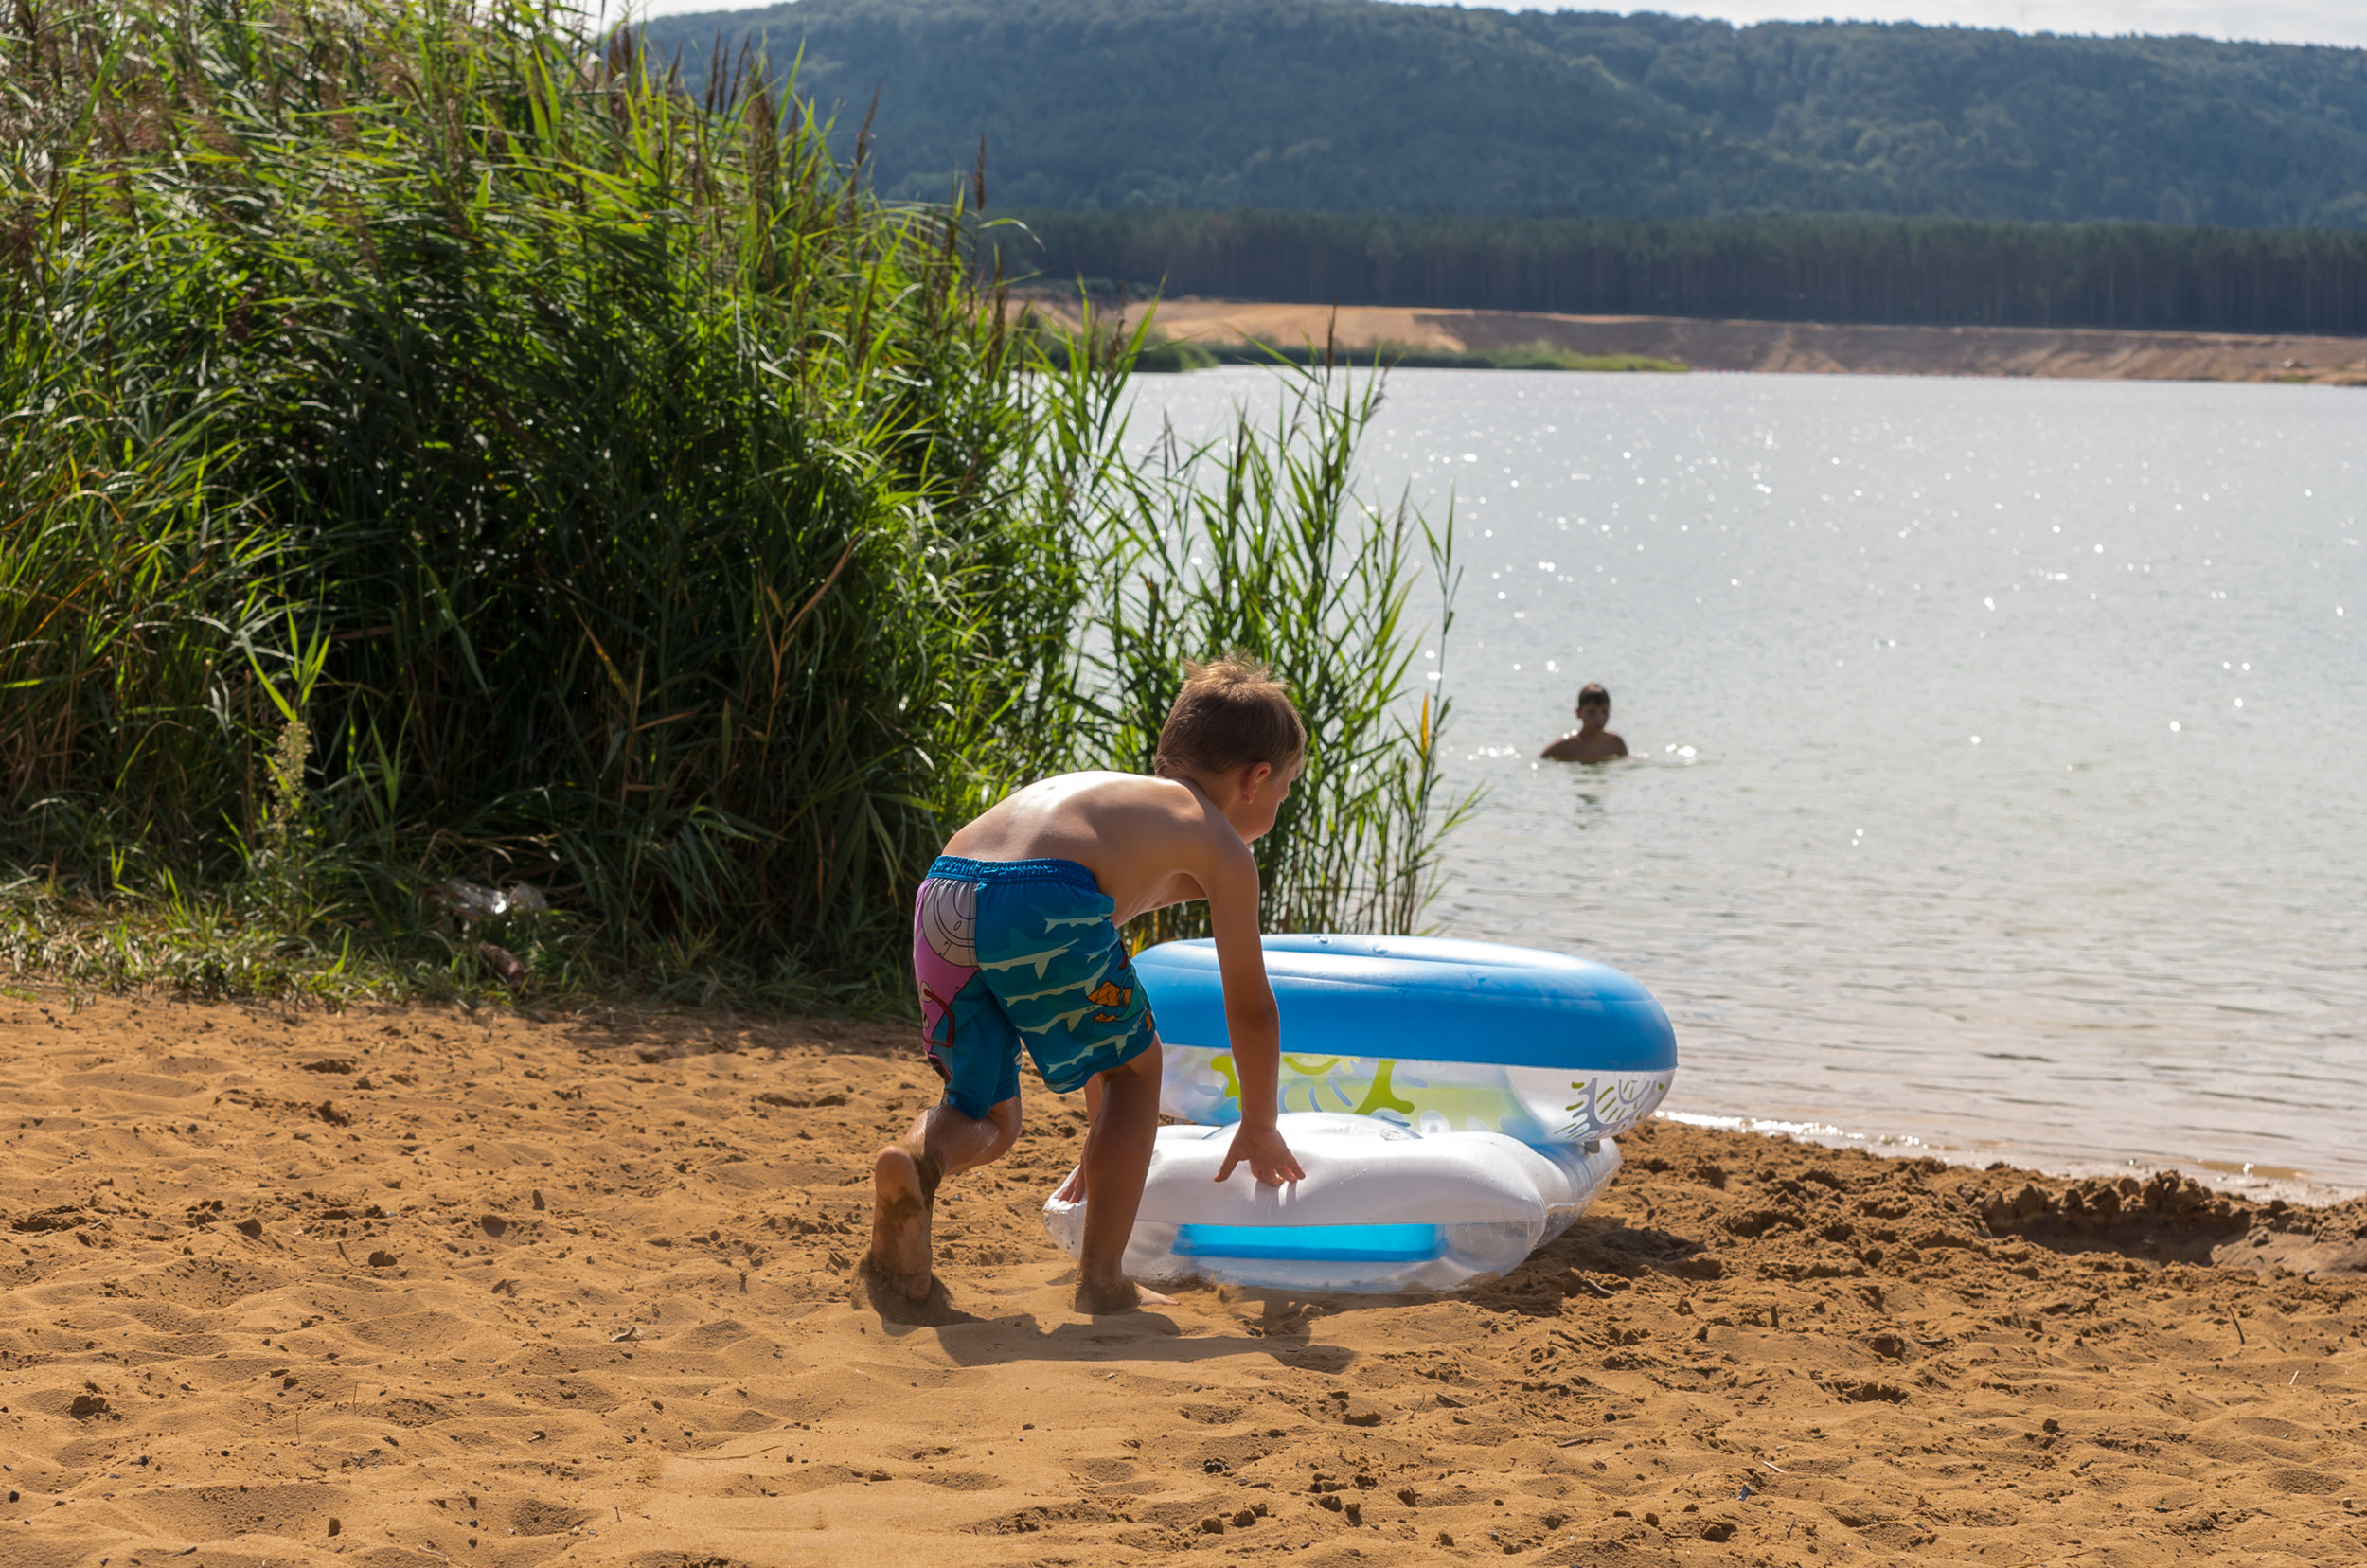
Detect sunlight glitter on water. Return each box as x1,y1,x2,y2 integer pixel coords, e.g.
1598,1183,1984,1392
1127,369,2367,1196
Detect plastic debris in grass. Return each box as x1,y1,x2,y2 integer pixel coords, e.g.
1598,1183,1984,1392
431,880,550,922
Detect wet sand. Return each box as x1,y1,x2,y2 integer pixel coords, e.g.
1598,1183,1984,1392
3,991,2363,1564
1048,296,2367,383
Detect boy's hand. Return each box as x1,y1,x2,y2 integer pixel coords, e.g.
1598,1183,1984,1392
1217,1125,1305,1185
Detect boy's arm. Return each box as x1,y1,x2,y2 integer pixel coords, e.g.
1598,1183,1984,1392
1202,841,1306,1186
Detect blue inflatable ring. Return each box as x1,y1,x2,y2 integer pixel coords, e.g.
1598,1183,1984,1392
1135,935,1679,1144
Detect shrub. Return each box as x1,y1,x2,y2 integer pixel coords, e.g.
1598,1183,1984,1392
0,1,1465,1002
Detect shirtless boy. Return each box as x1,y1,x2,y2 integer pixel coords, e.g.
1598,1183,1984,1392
1540,683,1629,763
865,657,1308,1316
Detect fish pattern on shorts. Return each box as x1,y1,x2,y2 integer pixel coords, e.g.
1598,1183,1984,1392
913,855,1155,1118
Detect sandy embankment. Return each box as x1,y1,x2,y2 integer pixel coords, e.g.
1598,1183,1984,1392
1055,296,2367,383
3,993,2363,1565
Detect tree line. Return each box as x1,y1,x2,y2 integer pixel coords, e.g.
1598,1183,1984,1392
1004,210,2367,336
641,0,2367,229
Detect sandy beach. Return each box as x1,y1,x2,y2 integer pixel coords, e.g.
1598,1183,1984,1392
1043,297,2367,384
4,990,2362,1565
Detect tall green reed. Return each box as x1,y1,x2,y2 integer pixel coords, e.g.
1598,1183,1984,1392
4,0,1086,993
0,2,1468,1002
1042,315,1476,948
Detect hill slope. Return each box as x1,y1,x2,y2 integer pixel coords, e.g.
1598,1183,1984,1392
639,0,2367,227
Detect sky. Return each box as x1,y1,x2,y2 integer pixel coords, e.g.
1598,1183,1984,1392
617,0,2367,49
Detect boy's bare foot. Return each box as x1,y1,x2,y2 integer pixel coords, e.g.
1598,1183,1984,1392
855,1256,971,1327
1074,1275,1174,1314
864,1143,941,1306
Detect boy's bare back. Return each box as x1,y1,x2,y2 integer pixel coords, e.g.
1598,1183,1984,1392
863,659,1309,1320
943,771,1263,931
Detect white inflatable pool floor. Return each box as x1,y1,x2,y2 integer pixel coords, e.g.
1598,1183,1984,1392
1041,1112,1622,1292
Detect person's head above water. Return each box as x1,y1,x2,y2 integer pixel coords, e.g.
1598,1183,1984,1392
1541,682,1627,762
1156,654,1308,776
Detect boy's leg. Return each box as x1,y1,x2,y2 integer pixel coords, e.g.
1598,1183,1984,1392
1049,1072,1105,1203
962,862,1164,1311
881,862,1024,1310
866,1095,1020,1306
1074,1041,1172,1314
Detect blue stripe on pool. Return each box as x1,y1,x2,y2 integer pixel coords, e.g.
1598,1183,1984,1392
1135,935,1679,1073
1172,1221,1446,1262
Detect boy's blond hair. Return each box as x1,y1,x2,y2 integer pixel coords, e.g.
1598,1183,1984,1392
1154,655,1307,776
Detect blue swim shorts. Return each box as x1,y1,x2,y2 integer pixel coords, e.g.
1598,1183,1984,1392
911,855,1158,1119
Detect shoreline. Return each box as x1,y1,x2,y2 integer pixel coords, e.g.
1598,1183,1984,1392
1655,1109,2367,1212
3,991,2359,1563
1040,294,2367,383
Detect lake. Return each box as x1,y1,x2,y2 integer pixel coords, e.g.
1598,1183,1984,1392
1125,367,2367,1198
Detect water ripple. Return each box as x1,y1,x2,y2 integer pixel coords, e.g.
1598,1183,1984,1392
1130,369,2367,1197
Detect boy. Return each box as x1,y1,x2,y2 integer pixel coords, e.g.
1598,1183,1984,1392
1540,683,1628,763
865,657,1308,1316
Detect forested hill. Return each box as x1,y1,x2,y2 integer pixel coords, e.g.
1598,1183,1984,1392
638,0,2367,228
639,0,2367,230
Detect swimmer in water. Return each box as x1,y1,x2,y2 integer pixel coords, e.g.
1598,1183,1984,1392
1540,683,1628,763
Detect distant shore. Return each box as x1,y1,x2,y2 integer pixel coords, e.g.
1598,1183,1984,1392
1050,296,2367,383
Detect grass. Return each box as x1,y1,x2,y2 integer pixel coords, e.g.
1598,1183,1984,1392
1201,337,1689,372
5,0,1078,1003
0,870,886,1012
1019,312,1687,374
2,2,1470,1011
0,877,429,1009
1015,312,1219,372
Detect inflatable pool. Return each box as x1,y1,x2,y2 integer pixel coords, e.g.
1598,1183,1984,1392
1136,935,1677,1144
1042,1112,1622,1292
